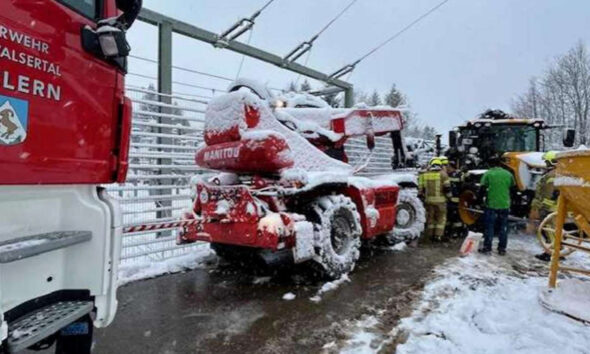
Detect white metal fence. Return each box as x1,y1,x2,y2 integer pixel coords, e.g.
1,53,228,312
109,87,423,266
110,87,209,266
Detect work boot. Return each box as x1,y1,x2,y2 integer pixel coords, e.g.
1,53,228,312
534,253,565,262
498,249,506,256
478,248,491,255
535,253,551,262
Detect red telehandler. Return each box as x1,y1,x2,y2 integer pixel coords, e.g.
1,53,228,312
177,80,426,278
0,0,141,352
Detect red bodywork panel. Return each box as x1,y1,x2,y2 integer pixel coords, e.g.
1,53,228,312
180,181,399,250
330,109,404,136
0,0,130,185
346,185,399,239
196,135,294,173
181,184,295,250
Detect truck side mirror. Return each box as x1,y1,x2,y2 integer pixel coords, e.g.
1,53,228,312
563,128,576,148
449,131,457,148
82,25,130,71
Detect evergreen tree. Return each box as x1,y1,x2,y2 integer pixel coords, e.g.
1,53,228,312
368,90,382,106
421,126,438,140
383,84,407,108
287,81,298,92
300,79,312,92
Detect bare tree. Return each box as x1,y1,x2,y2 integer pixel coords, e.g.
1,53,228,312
512,41,590,147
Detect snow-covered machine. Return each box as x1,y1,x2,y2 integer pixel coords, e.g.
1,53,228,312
447,109,575,227
177,81,425,278
0,0,140,352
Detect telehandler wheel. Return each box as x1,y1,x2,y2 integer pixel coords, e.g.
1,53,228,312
309,195,362,279
458,187,483,227
537,212,582,257
385,188,425,244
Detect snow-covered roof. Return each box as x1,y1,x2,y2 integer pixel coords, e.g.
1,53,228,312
275,92,329,109
458,117,546,128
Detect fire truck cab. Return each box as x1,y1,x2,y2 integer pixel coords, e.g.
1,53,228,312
0,0,140,352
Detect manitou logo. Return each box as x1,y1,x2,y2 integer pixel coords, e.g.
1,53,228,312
203,147,239,161
0,95,27,145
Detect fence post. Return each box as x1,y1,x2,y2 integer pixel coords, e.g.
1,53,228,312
156,21,173,225
344,87,354,108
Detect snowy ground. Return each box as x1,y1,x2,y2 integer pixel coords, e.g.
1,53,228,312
340,233,590,353
117,244,215,286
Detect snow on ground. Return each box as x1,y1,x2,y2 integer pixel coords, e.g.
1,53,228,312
340,233,590,353
117,245,215,286
310,274,352,303
282,292,296,301
540,278,590,323
340,314,383,354
391,242,407,251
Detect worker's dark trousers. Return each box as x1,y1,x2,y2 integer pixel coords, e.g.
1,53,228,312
483,208,509,251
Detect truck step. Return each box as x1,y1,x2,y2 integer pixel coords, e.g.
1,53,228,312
0,231,92,264
7,300,94,353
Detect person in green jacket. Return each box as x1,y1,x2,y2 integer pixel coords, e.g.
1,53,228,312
479,156,515,255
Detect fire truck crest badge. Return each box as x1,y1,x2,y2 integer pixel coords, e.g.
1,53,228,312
0,95,28,145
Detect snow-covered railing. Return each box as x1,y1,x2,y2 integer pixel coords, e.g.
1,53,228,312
106,88,210,266
346,136,397,176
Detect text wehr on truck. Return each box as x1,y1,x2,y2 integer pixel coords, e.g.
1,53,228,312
0,24,61,101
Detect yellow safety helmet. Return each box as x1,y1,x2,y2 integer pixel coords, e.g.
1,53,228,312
429,158,443,168
543,151,558,166
429,156,448,166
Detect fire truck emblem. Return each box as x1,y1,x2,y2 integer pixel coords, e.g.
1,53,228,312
0,95,28,145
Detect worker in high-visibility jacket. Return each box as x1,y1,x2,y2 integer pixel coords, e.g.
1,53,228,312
530,151,560,261
419,158,451,241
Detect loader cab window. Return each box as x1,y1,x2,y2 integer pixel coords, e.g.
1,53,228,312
58,0,99,20
492,126,537,152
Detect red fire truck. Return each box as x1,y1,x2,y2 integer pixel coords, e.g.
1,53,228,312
0,0,140,352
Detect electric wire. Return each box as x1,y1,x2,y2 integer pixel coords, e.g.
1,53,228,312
236,28,255,80
356,0,449,63
218,0,277,43
130,55,234,82
129,54,283,92
284,0,358,63
314,0,358,39
330,0,450,79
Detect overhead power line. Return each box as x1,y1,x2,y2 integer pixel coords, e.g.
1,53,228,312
329,0,450,80
215,0,277,47
284,0,358,64
130,55,235,82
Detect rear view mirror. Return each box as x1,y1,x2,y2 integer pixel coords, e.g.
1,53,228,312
82,22,130,72
563,128,576,148
97,28,130,58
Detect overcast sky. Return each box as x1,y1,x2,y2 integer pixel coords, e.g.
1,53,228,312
126,0,590,133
